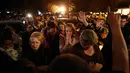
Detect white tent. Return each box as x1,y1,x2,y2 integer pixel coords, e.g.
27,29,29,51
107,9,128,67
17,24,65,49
116,7,130,15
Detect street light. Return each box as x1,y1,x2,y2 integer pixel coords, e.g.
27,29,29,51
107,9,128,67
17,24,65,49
58,6,66,13
26,13,32,18
68,0,70,18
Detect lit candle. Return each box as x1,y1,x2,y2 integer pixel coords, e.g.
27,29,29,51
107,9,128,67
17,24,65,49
99,45,103,50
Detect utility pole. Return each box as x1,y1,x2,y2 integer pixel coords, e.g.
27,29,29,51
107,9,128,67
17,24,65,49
68,0,70,18
129,5,130,14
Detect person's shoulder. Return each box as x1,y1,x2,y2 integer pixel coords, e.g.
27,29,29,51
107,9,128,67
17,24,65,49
124,21,130,28
73,43,82,49
72,43,83,53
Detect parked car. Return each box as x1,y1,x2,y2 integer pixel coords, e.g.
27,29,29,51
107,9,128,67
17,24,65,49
0,20,26,35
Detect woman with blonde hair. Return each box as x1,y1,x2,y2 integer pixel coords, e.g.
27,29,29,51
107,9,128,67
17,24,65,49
59,23,79,53
21,32,49,73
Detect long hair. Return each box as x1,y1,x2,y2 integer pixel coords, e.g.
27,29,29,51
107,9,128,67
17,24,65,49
65,23,77,37
65,23,76,33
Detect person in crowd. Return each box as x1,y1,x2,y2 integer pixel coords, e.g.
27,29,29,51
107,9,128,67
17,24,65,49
121,16,128,28
47,54,92,73
58,21,65,37
78,11,106,33
58,21,65,51
42,21,60,63
22,24,34,54
97,27,111,73
98,27,109,39
77,12,112,73
120,16,130,48
33,21,43,32
71,29,104,73
94,19,106,31
2,26,22,55
108,13,129,73
0,33,19,61
21,32,49,73
60,23,79,53
0,31,25,73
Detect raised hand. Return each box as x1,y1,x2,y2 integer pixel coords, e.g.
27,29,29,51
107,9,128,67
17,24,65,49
78,11,86,22
78,11,88,27
108,13,121,30
108,13,129,73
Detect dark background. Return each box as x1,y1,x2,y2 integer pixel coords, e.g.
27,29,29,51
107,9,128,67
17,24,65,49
0,0,130,12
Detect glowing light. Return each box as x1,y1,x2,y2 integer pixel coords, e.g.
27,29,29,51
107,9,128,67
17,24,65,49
93,13,96,15
106,12,108,15
58,6,66,14
96,13,100,15
51,5,59,13
116,8,130,15
38,11,42,15
23,21,26,24
116,9,122,14
102,13,105,15
27,13,32,18
90,12,93,14
105,14,107,17
122,8,129,15
58,6,66,12
7,11,10,13
99,45,103,50
51,5,66,14
59,14,62,18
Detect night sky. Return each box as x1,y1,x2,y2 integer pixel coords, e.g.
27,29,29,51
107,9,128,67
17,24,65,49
0,0,129,11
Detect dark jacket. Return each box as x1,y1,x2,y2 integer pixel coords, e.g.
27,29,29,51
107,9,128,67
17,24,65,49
0,48,26,73
21,45,48,66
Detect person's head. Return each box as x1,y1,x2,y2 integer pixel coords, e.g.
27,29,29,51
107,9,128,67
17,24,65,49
59,24,65,32
29,32,45,51
80,29,98,50
3,40,14,50
48,54,91,73
99,27,109,39
4,26,15,33
35,15,41,21
0,32,14,50
47,21,58,36
26,24,33,32
58,21,65,32
95,19,105,28
121,17,128,28
65,23,76,37
34,21,42,30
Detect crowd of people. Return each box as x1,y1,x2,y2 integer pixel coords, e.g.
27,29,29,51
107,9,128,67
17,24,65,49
0,10,130,73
